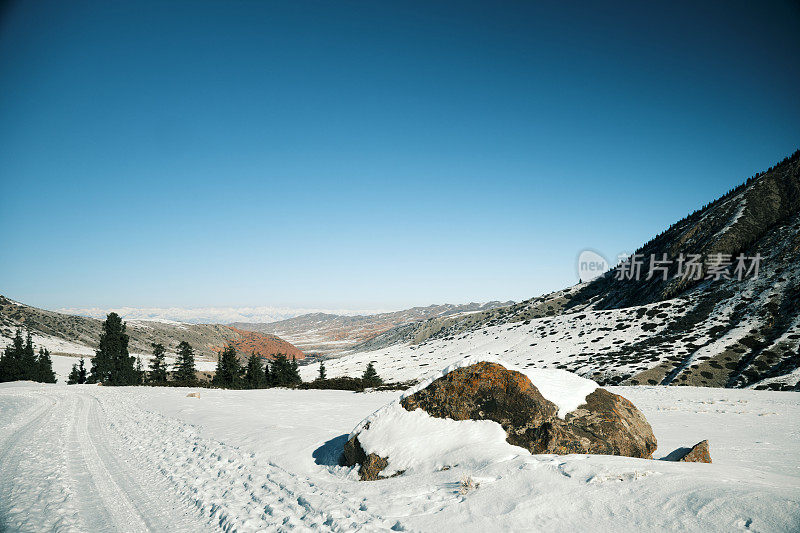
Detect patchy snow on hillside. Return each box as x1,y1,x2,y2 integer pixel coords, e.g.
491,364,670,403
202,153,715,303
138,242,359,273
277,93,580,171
299,300,690,384
1,383,798,532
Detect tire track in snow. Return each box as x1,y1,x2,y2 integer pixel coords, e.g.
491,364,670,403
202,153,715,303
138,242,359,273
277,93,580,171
0,390,81,532
66,392,211,532
83,393,211,532
91,388,397,531
1,387,211,532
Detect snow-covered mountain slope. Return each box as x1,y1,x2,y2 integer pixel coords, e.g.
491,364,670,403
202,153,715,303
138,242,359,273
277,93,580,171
1,382,798,531
326,151,800,390
0,296,304,363
231,301,513,355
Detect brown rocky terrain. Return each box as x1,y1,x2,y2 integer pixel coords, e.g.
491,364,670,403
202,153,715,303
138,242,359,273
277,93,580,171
223,327,304,359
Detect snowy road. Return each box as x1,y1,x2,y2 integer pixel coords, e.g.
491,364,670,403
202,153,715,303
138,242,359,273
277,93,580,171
0,386,208,532
2,382,799,532
0,384,392,532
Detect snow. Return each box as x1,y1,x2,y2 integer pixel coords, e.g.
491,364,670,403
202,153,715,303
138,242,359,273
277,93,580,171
1,383,798,531
357,403,523,476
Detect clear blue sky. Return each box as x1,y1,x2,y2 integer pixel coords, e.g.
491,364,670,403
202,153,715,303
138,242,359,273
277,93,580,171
1,0,798,310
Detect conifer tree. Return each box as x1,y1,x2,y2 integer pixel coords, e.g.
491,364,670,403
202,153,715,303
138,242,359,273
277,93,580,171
270,354,301,387
173,341,197,385
78,357,87,384
135,356,144,384
0,330,24,382
21,332,38,381
148,343,168,384
89,313,136,385
213,344,241,388
317,361,326,381
67,363,80,385
1,330,56,384
36,347,56,383
244,353,266,389
270,354,289,386
264,356,272,386
362,362,382,387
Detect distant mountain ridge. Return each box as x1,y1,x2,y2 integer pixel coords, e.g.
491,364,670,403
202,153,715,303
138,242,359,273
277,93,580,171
56,305,385,325
0,297,304,362
231,302,514,355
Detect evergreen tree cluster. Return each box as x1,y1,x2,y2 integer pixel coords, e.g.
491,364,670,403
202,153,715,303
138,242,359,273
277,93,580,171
0,330,56,383
67,358,88,384
61,314,200,387
211,346,302,389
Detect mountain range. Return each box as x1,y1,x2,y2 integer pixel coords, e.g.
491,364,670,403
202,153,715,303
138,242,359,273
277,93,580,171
231,302,513,356
304,150,800,391
3,151,798,389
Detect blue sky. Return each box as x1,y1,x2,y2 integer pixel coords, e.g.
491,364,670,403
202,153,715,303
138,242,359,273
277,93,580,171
1,0,799,311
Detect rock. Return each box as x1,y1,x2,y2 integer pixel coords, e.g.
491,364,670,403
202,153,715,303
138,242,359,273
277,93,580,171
342,361,657,479
664,440,711,463
186,392,201,398
341,434,389,481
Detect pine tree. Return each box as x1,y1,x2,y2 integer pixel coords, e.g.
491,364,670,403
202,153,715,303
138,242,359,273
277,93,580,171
0,330,24,382
36,348,56,383
362,362,382,387
269,354,301,387
317,361,326,381
269,354,296,387
264,356,272,386
67,363,80,385
1,330,56,384
213,345,241,388
173,341,197,385
148,343,168,384
89,313,136,385
244,353,266,389
78,357,87,384
135,356,144,385
21,332,37,381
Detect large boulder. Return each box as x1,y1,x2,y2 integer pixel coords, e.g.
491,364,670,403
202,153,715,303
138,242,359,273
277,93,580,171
342,361,657,480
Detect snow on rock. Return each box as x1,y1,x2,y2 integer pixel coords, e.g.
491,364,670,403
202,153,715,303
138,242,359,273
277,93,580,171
355,402,525,476
345,356,648,479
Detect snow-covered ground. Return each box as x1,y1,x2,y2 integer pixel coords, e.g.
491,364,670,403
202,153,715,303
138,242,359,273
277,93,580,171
1,381,798,532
